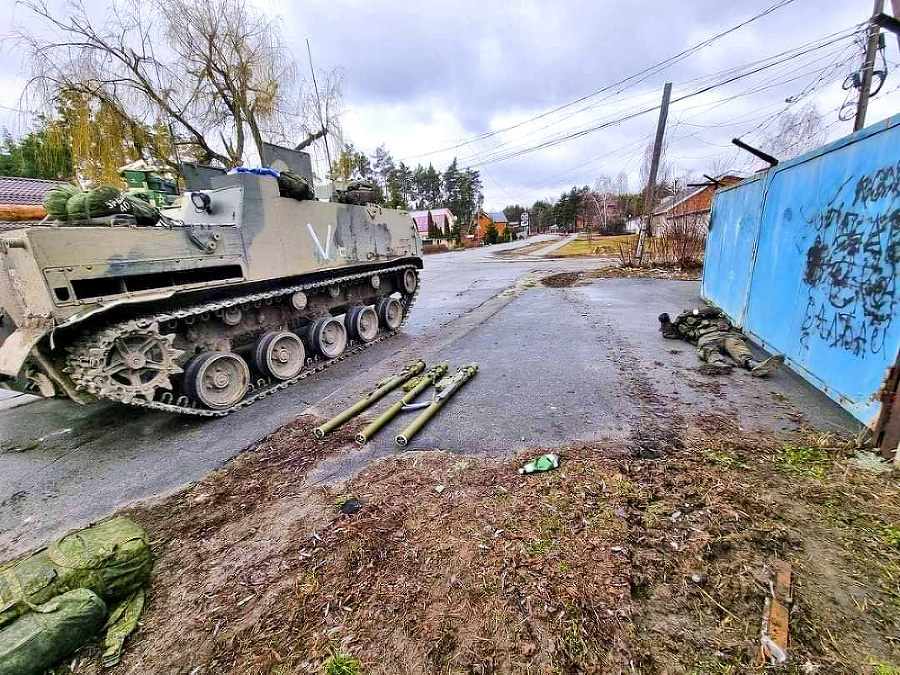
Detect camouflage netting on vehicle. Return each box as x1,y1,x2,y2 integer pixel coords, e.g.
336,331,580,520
0,518,152,672
277,171,315,201
0,588,106,675
42,184,80,221
65,185,123,222
46,185,161,226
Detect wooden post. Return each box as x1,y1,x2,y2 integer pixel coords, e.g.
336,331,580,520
854,0,886,133
636,82,672,265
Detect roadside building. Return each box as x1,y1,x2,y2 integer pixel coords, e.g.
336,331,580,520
473,211,509,241
0,176,70,231
651,175,743,234
409,208,456,246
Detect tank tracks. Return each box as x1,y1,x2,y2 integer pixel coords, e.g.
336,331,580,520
64,264,419,417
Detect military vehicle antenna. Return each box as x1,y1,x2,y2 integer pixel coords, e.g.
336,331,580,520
306,38,333,172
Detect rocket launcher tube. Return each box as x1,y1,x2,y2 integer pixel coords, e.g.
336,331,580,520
356,362,449,444
395,363,478,447
314,360,425,438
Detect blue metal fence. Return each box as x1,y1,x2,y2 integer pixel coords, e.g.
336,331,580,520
702,115,900,427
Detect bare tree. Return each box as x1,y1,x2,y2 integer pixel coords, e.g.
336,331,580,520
19,0,342,173
764,103,825,160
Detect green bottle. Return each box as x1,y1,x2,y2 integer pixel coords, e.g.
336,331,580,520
518,453,560,474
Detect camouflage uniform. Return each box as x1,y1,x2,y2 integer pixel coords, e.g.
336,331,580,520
662,307,754,370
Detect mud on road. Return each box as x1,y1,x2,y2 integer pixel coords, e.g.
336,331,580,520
55,414,899,674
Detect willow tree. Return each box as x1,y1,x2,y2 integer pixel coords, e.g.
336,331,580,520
20,0,342,179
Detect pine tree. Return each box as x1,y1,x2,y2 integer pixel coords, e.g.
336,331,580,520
427,210,441,239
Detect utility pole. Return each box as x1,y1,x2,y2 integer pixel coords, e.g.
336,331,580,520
855,0,885,133
635,82,672,265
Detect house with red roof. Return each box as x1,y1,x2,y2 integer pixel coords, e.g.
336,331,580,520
409,208,456,245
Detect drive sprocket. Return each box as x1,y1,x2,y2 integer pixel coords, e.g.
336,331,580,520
66,321,184,403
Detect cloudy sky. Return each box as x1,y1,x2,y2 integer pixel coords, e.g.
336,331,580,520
2,0,900,209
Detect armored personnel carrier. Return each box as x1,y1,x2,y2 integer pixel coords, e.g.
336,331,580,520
0,146,422,416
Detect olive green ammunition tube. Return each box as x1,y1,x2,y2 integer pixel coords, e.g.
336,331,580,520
314,360,425,438
356,362,449,444
394,363,478,447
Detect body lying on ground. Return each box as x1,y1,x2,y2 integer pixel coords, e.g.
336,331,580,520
658,306,783,377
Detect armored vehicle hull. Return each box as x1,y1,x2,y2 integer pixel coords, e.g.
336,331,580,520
0,169,422,415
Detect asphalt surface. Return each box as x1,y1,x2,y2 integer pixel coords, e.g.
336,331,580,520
0,237,860,557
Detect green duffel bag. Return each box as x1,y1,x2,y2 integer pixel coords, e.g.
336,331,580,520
66,185,123,221
119,194,161,226
42,184,80,222
0,518,151,627
277,171,315,201
0,588,106,675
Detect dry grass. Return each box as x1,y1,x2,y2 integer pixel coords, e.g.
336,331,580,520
51,417,900,674
547,234,638,258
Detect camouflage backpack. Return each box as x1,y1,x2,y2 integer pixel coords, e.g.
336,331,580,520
0,518,152,673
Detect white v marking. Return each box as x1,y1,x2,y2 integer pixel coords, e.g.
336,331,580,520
306,223,332,259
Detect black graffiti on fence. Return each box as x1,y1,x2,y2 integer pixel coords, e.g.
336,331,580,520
852,161,900,208
800,164,900,358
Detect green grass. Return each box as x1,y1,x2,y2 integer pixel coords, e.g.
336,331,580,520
873,665,900,675
525,539,553,555
549,234,637,258
702,448,749,470
777,444,830,479
325,653,360,675
881,525,900,549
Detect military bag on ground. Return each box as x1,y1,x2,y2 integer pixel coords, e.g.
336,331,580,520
0,588,106,675
0,518,152,672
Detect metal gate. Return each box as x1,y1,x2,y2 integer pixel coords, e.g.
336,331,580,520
702,114,900,456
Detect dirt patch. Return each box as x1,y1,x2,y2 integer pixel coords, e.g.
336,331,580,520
540,272,584,287
493,240,555,258
585,266,701,281
49,417,900,674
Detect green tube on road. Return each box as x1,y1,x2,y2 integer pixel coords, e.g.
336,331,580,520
314,360,425,438
395,363,478,447
356,362,449,444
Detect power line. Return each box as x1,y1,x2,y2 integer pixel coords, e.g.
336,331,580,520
397,0,801,163
457,28,859,169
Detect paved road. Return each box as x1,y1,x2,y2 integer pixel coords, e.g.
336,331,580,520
0,239,859,557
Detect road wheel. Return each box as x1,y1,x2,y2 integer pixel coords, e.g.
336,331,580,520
401,269,418,294
308,316,347,358
345,306,379,343
376,298,404,330
184,352,250,409
252,331,305,381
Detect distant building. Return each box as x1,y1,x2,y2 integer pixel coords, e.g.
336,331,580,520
0,176,70,231
409,208,456,245
644,175,744,235
665,175,743,230
474,211,508,240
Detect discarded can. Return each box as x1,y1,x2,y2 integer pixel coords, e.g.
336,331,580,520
518,453,560,474
394,363,478,447
356,363,449,444
314,361,425,438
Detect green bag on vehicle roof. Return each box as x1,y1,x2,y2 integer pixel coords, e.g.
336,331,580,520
66,185,123,222
0,518,152,671
42,184,80,222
